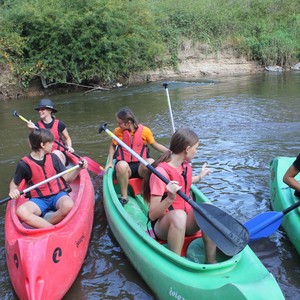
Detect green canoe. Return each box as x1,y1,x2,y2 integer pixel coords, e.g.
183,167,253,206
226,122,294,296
270,156,300,254
103,168,284,299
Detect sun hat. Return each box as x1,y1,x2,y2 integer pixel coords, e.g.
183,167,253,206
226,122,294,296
35,99,58,113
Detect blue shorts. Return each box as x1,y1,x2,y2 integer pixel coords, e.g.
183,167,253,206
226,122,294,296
30,191,68,217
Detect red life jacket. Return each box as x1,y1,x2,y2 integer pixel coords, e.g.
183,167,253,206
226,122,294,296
159,161,193,212
114,125,149,162
22,154,67,198
38,119,64,151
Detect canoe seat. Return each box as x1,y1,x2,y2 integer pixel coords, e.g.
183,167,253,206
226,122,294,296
147,229,202,256
113,177,143,196
128,178,143,196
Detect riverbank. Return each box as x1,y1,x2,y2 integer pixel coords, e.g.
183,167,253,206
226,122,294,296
129,46,264,84
0,47,265,100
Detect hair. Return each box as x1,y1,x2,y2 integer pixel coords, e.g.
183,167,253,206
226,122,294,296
143,128,199,201
116,107,139,129
29,128,55,151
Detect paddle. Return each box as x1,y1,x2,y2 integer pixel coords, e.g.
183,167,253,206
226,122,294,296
0,163,82,205
13,111,104,176
163,83,176,133
98,123,249,256
244,200,300,241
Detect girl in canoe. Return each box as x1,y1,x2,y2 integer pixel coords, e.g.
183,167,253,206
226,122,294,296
143,128,217,264
283,153,300,197
9,129,88,228
105,107,168,205
27,98,74,165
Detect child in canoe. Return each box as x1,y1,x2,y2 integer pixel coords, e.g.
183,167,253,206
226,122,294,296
143,128,217,264
9,129,88,228
27,98,74,165
105,107,168,205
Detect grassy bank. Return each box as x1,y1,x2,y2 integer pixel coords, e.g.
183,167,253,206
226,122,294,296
0,0,299,90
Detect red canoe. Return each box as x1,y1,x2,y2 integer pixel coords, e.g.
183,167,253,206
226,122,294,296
5,156,95,300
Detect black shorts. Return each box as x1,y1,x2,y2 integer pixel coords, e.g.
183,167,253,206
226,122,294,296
114,161,142,179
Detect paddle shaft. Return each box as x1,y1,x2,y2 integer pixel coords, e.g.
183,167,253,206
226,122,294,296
163,83,176,134
283,199,300,215
99,123,248,255
0,164,81,205
13,111,104,174
14,111,82,158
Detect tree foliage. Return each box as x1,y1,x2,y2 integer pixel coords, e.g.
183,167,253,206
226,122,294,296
0,0,299,88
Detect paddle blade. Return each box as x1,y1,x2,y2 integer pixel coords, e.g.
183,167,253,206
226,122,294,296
83,156,105,176
244,211,283,241
193,203,249,256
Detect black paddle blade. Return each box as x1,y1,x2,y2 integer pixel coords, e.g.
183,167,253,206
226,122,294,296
98,123,108,134
193,203,249,256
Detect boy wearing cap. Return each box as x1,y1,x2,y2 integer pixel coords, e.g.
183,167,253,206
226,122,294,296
28,98,74,165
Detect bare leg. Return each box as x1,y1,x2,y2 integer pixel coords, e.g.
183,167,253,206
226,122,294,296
203,233,217,264
53,150,66,165
155,210,187,255
186,210,217,264
48,195,74,224
115,161,131,199
16,202,53,228
138,158,154,177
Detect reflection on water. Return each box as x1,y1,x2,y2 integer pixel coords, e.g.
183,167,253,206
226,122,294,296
0,72,299,299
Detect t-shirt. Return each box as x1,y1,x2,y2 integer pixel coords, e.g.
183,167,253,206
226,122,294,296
149,166,169,197
293,154,300,171
112,125,155,146
14,153,66,186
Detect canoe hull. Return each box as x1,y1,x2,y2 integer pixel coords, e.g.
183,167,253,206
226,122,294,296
103,169,284,300
270,156,300,254
5,162,95,300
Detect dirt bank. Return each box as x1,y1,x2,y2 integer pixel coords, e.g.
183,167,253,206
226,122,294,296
129,44,264,83
0,45,264,100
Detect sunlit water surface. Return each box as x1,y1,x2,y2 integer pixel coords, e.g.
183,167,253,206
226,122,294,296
0,72,299,299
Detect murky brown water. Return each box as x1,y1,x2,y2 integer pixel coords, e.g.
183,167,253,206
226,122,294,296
1,72,300,299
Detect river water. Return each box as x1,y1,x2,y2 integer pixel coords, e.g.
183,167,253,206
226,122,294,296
0,72,299,299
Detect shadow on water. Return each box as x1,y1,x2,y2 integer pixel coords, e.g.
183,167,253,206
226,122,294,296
0,72,300,299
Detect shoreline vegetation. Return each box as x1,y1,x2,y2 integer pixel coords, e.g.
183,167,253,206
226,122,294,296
0,0,299,100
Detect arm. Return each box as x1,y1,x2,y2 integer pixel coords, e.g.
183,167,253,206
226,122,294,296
148,181,181,221
9,180,21,199
27,120,36,132
105,142,116,171
283,165,300,192
63,159,88,183
9,161,29,199
192,162,211,183
61,128,74,153
143,126,168,153
150,140,168,153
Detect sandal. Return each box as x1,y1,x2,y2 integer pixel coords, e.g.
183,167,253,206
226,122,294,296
118,197,128,206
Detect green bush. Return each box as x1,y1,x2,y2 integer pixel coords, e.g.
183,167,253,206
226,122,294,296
0,0,299,89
